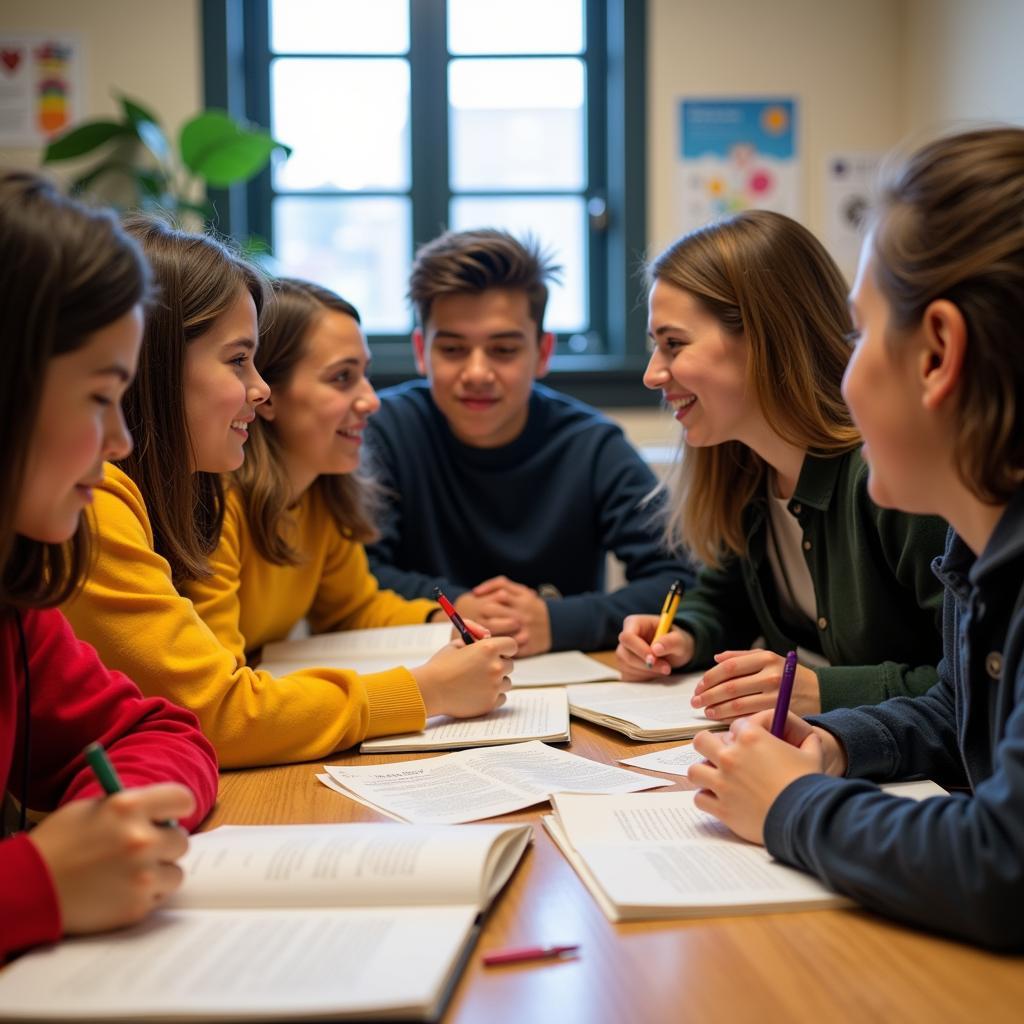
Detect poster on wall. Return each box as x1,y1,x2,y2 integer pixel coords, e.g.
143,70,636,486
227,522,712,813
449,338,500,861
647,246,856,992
0,33,84,147
676,98,799,234
824,153,880,278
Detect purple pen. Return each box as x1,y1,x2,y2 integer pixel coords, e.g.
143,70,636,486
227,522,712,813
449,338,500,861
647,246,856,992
770,650,799,738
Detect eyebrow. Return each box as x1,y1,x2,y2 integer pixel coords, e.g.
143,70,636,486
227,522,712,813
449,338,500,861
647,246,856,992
649,324,689,338
432,330,528,342
91,364,133,383
223,338,257,352
323,356,365,373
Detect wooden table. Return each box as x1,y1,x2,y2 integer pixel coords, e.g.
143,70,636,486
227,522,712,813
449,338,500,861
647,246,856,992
206,668,1024,1024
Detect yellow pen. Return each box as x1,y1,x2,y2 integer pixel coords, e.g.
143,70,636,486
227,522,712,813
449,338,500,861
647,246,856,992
646,579,684,667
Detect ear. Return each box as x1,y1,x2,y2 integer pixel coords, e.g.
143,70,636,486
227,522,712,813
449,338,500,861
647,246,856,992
256,395,275,422
918,299,967,412
534,331,556,379
412,328,428,376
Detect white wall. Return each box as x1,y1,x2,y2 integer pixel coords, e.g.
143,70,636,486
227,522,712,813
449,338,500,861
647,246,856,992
904,0,1024,133
645,0,906,263
0,0,201,172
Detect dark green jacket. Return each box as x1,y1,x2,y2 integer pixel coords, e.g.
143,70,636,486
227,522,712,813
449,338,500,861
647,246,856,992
674,450,947,711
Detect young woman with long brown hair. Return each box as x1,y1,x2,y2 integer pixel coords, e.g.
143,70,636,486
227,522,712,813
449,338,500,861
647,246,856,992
617,210,947,718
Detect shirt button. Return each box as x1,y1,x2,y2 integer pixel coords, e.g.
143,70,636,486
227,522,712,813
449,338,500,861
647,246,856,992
817,616,828,630
802,539,812,551
985,652,1003,679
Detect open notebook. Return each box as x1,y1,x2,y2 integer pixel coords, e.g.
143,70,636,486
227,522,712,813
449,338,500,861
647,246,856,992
0,822,531,1022
544,781,948,922
258,623,619,687
568,673,724,740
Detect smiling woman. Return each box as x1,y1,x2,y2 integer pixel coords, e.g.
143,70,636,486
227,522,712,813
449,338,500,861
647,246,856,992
616,209,949,725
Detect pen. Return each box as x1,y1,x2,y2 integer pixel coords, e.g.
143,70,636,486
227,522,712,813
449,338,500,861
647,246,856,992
434,587,478,645
646,578,684,667
483,943,580,966
770,650,799,738
83,741,178,828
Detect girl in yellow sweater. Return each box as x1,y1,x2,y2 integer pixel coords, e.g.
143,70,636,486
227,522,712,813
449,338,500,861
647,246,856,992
63,224,514,768
185,277,514,721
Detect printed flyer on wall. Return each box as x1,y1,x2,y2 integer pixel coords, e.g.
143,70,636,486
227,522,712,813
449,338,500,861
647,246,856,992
0,34,83,146
676,97,799,233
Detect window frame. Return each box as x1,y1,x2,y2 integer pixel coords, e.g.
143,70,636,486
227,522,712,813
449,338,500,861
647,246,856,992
202,0,652,406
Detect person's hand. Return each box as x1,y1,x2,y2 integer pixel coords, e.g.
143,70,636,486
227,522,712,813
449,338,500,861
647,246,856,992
469,576,552,656
411,635,517,718
27,783,195,935
691,650,821,721
453,591,521,641
689,716,829,844
616,614,694,679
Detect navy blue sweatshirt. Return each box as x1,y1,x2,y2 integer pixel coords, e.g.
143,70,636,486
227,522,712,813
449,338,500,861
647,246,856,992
765,487,1024,950
364,380,693,651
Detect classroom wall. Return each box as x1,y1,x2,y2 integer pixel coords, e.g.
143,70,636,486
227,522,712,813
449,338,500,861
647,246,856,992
903,0,1024,132
0,0,201,172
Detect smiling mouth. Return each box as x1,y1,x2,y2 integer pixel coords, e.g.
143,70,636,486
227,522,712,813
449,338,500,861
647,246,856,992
666,395,697,413
459,396,499,409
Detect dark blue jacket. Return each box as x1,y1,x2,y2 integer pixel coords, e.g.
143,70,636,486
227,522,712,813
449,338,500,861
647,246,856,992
765,487,1024,950
364,380,693,651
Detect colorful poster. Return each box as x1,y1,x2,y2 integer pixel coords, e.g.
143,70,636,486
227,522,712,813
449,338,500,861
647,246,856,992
0,34,83,146
676,98,799,233
824,152,880,277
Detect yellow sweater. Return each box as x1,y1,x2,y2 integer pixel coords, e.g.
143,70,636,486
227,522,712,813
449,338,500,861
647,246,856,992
63,464,427,768
185,484,437,661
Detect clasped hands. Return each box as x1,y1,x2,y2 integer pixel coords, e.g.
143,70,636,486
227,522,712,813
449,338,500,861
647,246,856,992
452,576,552,656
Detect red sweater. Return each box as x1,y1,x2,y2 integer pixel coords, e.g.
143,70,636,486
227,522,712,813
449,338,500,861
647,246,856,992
0,607,218,959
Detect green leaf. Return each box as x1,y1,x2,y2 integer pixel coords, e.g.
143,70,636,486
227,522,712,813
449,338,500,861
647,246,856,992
43,121,133,162
119,95,161,128
179,110,289,187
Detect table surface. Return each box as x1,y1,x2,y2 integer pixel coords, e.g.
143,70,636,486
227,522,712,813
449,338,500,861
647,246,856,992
205,657,1024,1024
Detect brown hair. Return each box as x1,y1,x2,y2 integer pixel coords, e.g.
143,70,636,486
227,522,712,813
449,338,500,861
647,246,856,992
408,228,561,334
0,171,150,609
119,216,269,584
649,210,860,567
872,126,1024,502
233,278,379,564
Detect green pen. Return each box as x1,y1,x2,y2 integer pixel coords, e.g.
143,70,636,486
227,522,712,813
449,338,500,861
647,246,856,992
83,741,178,828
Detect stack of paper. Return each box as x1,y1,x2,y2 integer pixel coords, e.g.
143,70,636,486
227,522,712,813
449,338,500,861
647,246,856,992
319,740,672,824
259,622,620,687
568,673,723,740
360,688,570,753
544,782,948,921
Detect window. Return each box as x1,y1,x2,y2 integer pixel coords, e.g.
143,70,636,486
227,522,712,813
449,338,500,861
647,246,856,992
203,0,647,401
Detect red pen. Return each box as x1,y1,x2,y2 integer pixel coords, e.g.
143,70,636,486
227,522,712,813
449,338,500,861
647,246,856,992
434,587,480,645
482,943,580,966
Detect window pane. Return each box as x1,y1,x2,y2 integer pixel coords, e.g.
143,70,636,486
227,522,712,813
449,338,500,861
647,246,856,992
272,59,409,192
273,196,412,334
450,196,586,333
448,0,583,54
449,59,585,191
271,0,408,54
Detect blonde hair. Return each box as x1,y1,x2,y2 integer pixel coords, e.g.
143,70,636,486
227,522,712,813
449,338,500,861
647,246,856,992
233,278,379,565
873,127,1024,502
650,210,859,567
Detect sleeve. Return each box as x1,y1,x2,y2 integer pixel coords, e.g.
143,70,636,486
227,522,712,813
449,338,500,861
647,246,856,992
1,607,220,960
63,476,426,769
673,557,763,669
815,486,947,709
363,419,470,602
545,431,697,651
764,658,1024,949
309,531,438,634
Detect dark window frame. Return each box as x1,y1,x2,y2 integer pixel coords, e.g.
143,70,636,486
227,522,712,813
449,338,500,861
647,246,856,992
202,0,654,406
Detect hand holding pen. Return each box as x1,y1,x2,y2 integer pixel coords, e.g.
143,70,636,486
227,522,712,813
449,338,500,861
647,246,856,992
434,587,487,645
645,579,684,668
24,742,194,935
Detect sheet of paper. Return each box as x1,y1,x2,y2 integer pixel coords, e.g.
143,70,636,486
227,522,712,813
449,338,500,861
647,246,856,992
360,688,569,752
0,905,476,1020
569,674,709,729
511,651,621,687
620,744,704,777
322,741,670,824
